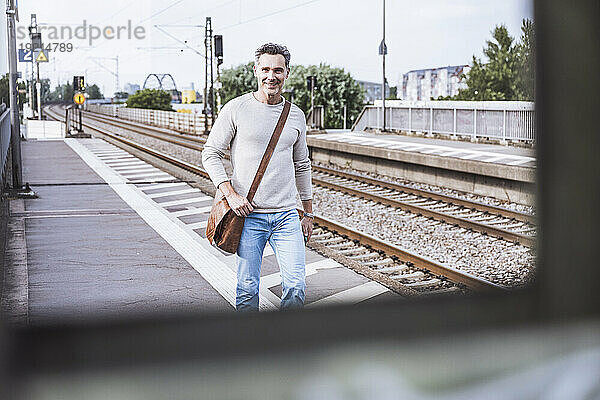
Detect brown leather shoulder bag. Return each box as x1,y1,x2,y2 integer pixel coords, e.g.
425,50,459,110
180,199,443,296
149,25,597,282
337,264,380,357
206,100,291,254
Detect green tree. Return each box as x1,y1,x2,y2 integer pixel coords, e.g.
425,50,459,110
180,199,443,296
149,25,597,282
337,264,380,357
516,18,535,101
220,62,365,128
387,86,397,100
0,73,10,106
45,82,75,102
126,88,173,111
451,21,535,101
285,64,364,128
62,83,75,102
220,61,255,104
86,84,103,99
455,25,522,100
0,74,28,110
39,79,52,103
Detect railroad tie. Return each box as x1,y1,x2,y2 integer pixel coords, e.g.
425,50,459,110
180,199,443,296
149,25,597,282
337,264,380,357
405,278,441,288
391,271,425,280
375,264,408,273
337,247,366,255
426,286,461,295
501,222,525,229
310,233,331,241
347,252,380,261
362,258,395,267
328,241,355,250
315,237,345,245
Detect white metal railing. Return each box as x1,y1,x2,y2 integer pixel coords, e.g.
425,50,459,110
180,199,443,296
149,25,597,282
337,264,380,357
84,104,210,135
1,106,12,190
352,100,536,143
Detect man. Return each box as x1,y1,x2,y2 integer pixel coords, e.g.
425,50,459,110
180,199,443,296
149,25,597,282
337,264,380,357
201,43,313,311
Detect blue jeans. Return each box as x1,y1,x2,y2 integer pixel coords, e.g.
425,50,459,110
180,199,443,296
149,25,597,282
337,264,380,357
236,209,306,311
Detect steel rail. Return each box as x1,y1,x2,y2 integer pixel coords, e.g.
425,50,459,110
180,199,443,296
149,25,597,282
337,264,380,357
81,108,208,143
45,105,506,292
313,177,535,247
63,107,536,247
83,111,206,146
312,165,535,224
313,215,507,292
87,109,534,223
47,106,210,178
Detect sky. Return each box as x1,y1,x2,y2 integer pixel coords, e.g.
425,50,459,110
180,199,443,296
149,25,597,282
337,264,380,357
2,0,533,96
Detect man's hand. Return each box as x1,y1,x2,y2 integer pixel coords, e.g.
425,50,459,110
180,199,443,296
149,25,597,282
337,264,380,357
301,216,313,243
219,181,255,217
301,199,314,244
225,191,255,217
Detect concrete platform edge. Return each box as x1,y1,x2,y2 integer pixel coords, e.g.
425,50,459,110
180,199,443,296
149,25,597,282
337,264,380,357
307,137,536,183
308,139,535,204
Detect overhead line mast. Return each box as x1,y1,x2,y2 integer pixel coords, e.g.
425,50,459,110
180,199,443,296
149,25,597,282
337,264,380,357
6,0,22,188
381,0,387,131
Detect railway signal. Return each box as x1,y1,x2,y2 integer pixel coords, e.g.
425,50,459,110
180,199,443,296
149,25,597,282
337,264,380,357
214,35,223,65
30,32,42,50
73,93,86,105
73,76,85,92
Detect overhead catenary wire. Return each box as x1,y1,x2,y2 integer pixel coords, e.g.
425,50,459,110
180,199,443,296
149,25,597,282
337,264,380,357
180,0,324,43
153,25,207,58
97,0,141,25
137,0,188,24
163,0,239,25
219,0,322,31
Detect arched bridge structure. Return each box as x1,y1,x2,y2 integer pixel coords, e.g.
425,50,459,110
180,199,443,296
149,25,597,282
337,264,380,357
142,73,182,103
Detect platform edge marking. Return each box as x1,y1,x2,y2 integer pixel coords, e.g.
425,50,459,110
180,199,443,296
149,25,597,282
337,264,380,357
64,139,277,311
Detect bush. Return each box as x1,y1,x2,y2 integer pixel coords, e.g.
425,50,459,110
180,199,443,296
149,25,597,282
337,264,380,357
126,89,173,111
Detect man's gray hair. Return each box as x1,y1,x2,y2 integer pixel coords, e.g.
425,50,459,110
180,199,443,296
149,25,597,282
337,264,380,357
255,43,291,69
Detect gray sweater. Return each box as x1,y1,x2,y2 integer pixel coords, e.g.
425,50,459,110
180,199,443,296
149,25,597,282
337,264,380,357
201,92,312,213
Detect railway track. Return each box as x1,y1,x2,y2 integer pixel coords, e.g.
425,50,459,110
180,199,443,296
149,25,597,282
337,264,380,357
45,105,508,295
73,106,536,247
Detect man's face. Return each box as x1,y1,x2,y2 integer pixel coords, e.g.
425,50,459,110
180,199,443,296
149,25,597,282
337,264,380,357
253,53,289,98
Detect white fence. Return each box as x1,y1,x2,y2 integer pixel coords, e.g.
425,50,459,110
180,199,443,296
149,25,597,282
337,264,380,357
24,120,64,139
85,104,210,135
352,100,536,143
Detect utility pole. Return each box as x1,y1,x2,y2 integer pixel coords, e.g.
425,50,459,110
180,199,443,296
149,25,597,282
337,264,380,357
311,83,314,121
28,14,43,120
307,76,316,129
203,18,209,134
28,14,42,120
27,61,33,118
208,18,215,128
36,54,41,120
115,55,119,93
214,34,223,115
380,0,387,131
6,0,22,188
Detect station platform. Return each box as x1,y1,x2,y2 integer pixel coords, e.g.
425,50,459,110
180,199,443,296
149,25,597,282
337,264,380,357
3,138,396,324
312,130,536,167
308,130,536,204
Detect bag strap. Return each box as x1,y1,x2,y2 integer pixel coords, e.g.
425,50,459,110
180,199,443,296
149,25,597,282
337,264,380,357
246,100,291,202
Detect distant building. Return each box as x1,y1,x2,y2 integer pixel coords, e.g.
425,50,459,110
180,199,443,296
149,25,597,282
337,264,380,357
124,83,140,95
402,65,470,101
357,80,390,104
182,90,196,104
